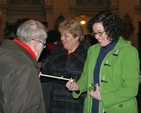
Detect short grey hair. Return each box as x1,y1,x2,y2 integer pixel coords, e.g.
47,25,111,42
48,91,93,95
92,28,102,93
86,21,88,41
16,19,47,43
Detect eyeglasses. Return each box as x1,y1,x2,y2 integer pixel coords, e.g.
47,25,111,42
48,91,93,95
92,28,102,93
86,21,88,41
91,30,105,37
31,39,46,48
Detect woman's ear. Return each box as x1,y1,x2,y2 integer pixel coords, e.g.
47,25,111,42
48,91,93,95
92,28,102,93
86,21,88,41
28,40,38,53
75,36,79,40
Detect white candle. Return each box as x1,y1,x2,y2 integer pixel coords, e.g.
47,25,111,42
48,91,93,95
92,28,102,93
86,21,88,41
40,74,74,82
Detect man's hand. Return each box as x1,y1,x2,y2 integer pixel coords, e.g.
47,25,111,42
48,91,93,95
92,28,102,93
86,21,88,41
38,72,42,78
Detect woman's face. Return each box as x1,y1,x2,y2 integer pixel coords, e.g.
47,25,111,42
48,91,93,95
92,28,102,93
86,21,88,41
60,31,79,52
92,23,111,47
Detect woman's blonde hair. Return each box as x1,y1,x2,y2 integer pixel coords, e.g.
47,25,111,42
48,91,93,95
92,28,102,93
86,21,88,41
58,18,84,41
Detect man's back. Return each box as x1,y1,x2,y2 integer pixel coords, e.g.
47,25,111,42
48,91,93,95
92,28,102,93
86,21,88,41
0,39,46,113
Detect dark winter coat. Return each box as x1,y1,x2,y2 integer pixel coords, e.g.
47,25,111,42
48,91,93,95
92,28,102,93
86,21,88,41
42,41,89,113
0,39,46,113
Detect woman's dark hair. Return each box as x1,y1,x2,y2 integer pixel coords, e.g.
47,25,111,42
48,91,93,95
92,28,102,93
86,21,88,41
87,11,124,42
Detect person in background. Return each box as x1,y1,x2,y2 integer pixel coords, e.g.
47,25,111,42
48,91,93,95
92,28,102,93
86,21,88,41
38,30,60,62
41,18,89,113
3,26,17,40
66,11,140,113
39,30,60,113
0,19,47,113
84,34,98,46
47,30,60,50
0,26,17,45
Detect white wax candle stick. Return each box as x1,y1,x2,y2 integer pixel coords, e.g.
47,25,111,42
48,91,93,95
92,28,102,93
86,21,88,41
40,74,73,81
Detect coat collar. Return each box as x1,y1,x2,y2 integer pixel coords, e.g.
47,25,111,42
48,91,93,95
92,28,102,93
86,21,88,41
1,39,41,69
14,39,36,60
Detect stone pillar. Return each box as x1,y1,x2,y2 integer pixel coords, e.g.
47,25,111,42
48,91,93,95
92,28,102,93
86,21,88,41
110,0,118,6
0,0,6,4
44,0,52,5
44,6,53,30
0,4,8,42
118,0,138,49
53,0,69,19
135,0,140,5
69,0,76,6
69,0,77,19
109,0,119,15
135,0,141,52
44,0,76,30
119,0,134,18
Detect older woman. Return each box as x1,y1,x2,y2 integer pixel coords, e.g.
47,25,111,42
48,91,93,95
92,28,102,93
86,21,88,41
66,11,140,113
41,18,89,113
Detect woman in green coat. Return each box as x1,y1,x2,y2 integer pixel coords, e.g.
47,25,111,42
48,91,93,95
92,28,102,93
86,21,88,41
66,11,140,113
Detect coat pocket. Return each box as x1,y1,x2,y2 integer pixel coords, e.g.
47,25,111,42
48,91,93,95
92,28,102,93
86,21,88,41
105,100,137,113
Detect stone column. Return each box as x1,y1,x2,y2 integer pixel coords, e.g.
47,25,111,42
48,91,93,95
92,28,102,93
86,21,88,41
44,0,76,30
0,4,8,42
44,0,52,5
0,0,6,4
69,0,76,19
135,0,140,5
69,0,76,6
135,0,141,51
110,0,118,6
109,0,119,15
119,0,138,48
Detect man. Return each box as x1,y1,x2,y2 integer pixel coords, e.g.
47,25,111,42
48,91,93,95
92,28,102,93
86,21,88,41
0,19,47,113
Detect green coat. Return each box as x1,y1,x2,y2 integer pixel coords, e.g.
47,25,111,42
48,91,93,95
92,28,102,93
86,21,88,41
73,37,140,113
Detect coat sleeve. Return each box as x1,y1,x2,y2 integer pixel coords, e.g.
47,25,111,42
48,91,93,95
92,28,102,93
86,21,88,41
4,64,46,113
72,48,91,98
41,55,52,74
40,55,53,82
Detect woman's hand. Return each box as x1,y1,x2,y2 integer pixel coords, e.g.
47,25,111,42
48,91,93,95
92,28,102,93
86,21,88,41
88,83,102,101
66,80,79,91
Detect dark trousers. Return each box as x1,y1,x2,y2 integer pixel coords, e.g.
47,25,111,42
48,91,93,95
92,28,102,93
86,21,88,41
41,81,53,113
